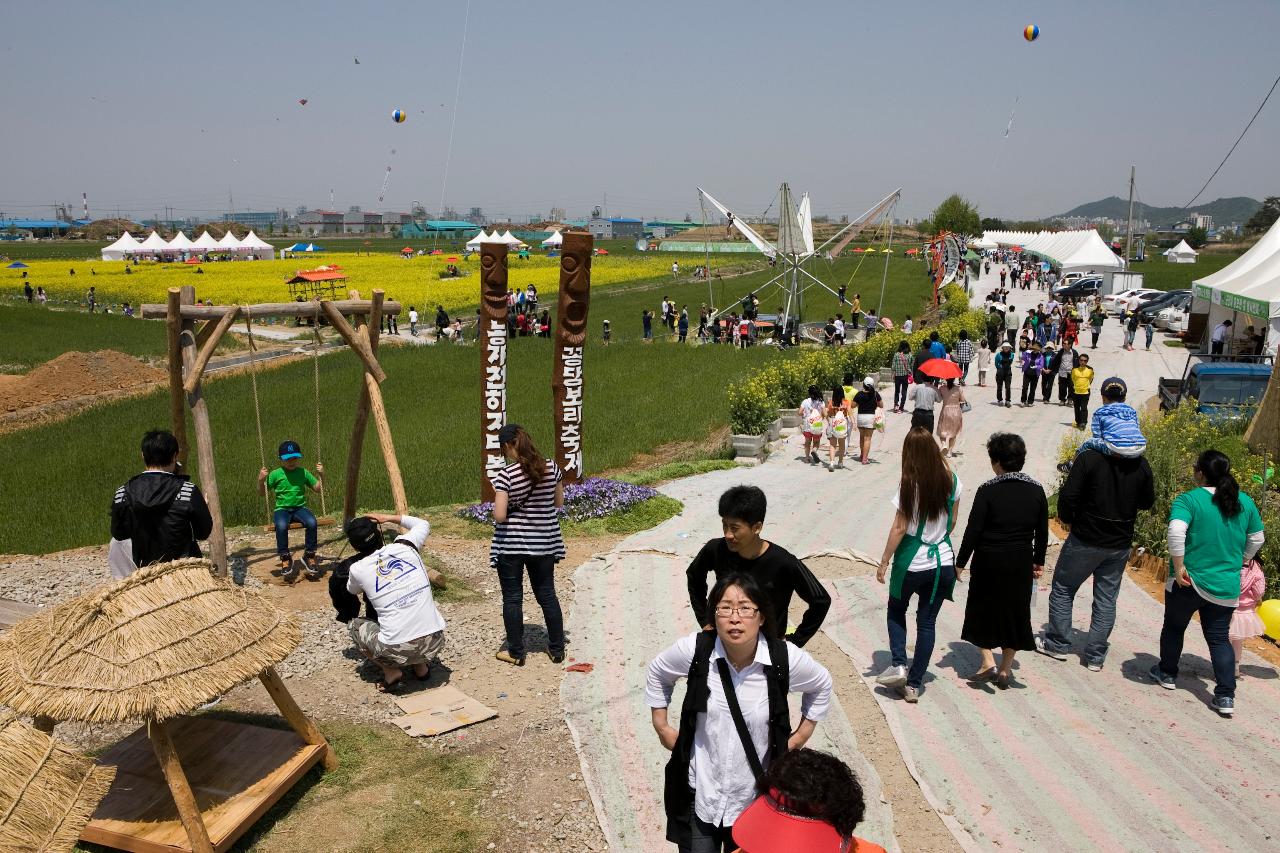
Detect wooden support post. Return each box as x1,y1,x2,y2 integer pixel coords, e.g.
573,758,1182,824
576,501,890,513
345,291,372,523
166,288,189,465
180,286,227,576
259,666,338,771
141,299,402,320
183,306,240,395
193,319,220,352
148,719,215,853
364,367,407,515
320,301,386,383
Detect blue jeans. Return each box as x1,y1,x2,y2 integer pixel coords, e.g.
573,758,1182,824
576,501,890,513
1159,581,1236,698
1043,535,1130,664
887,565,954,689
273,507,317,558
495,554,564,658
893,375,909,409
1144,325,1154,348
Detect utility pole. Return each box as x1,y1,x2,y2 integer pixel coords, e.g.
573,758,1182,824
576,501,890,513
1123,164,1136,266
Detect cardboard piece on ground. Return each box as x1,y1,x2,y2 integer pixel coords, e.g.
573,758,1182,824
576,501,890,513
392,685,497,737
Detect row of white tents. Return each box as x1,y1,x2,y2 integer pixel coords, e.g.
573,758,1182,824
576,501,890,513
971,229,1123,273
463,229,528,251
101,230,274,261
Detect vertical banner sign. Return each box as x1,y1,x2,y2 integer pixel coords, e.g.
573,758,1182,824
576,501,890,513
552,232,593,483
480,243,510,502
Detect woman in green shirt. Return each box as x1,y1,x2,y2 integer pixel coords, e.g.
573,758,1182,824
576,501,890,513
1150,450,1264,717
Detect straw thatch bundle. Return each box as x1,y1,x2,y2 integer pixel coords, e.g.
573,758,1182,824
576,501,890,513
0,559,299,723
0,712,116,852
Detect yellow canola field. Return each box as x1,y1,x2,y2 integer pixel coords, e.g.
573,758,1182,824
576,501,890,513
17,252,699,315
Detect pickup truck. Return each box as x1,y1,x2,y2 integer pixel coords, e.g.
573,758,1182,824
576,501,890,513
1158,359,1272,422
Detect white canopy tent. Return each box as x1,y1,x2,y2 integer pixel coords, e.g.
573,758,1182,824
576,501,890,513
166,231,195,253
239,230,274,259
133,231,172,255
465,230,491,251
1191,217,1280,355
981,229,1123,273
1164,240,1198,263
499,230,523,247
968,235,998,251
541,229,563,247
100,232,141,261
192,231,221,252
216,231,245,251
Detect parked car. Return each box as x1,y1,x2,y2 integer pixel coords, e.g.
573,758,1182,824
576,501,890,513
1150,294,1193,329
1159,359,1272,422
1103,288,1163,315
1052,278,1102,299
1165,307,1191,334
1138,290,1191,324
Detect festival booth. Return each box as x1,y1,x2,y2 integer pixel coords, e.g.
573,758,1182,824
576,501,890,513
239,230,275,260
192,231,221,253
982,229,1123,276
166,231,196,254
464,230,491,252
101,232,141,261
133,231,172,256
498,230,524,248
968,235,998,251
215,231,245,253
541,229,564,248
1190,218,1280,355
1164,239,1198,264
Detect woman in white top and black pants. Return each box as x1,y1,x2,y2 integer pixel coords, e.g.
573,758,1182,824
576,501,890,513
491,424,567,666
647,572,832,852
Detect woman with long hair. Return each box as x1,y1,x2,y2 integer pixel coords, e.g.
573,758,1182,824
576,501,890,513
490,423,567,666
825,384,851,470
647,573,833,852
874,427,963,702
852,376,883,465
956,433,1048,688
1150,450,1264,717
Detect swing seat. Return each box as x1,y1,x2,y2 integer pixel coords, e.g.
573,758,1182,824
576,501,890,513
261,516,337,532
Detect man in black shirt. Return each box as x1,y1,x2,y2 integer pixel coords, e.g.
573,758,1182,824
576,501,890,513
110,430,213,574
1038,407,1155,670
687,486,831,647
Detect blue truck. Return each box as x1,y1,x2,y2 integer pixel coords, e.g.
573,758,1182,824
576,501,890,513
1158,359,1272,422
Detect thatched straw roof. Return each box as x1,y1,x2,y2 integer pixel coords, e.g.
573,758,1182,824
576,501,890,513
0,712,116,852
0,559,299,723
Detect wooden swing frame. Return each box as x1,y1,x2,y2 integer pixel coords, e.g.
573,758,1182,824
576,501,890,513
141,286,410,577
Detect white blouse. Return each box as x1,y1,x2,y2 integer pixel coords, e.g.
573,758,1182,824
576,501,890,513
645,631,832,828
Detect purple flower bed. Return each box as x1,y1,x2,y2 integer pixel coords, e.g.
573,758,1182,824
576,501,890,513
458,477,660,525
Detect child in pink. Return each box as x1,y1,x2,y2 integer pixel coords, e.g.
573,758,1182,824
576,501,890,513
1230,558,1267,676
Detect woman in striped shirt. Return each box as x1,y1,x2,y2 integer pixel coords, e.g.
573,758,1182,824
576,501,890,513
491,424,567,666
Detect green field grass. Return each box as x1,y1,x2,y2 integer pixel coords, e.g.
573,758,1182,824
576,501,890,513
0,304,169,370
1124,252,1237,292
0,336,785,554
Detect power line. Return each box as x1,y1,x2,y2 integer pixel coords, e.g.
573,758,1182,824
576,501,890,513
1181,70,1280,211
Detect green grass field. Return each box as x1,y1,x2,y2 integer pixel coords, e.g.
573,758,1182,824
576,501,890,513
1129,252,1238,292
0,336,785,554
0,304,168,370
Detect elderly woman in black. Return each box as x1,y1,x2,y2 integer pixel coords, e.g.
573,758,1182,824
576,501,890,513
956,433,1048,688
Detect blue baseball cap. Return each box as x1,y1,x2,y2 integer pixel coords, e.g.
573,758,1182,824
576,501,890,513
278,440,303,460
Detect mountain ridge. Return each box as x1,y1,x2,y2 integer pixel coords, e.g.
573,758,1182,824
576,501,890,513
1049,196,1261,228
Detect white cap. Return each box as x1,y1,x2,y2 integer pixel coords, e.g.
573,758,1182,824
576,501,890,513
863,376,875,387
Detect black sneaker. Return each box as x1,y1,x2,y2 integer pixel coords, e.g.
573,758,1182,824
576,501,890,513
1148,664,1176,690
280,558,299,583
1057,461,1073,475
549,650,566,664
1211,696,1234,717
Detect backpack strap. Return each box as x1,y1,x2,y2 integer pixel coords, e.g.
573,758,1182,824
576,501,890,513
716,657,766,780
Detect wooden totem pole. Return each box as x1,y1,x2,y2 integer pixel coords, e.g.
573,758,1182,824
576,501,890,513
551,233,593,483
480,243,510,502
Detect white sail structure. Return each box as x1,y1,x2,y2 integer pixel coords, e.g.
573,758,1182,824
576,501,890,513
797,193,815,257
697,187,777,259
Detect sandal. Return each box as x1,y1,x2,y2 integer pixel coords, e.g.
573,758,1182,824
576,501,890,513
377,676,405,693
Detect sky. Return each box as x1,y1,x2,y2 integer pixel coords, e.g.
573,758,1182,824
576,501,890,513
2,0,1278,224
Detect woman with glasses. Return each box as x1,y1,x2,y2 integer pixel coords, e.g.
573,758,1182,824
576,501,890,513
646,573,833,853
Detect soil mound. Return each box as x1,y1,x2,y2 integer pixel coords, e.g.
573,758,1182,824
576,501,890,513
0,351,165,413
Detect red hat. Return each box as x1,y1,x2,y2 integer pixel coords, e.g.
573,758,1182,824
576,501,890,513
731,790,849,852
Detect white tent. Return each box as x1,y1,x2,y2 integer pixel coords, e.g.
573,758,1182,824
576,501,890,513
216,231,245,251
239,230,274,258
166,231,195,253
541,229,563,247
981,229,1123,273
499,230,521,247
134,231,172,255
1191,217,1280,354
465,229,490,251
100,231,141,261
968,235,998,250
1164,239,1198,263
192,231,221,252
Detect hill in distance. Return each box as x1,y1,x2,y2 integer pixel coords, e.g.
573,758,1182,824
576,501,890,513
1050,196,1261,228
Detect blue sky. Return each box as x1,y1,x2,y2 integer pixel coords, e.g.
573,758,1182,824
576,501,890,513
2,1,1277,223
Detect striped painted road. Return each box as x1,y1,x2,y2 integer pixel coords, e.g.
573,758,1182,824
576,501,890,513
823,573,1280,851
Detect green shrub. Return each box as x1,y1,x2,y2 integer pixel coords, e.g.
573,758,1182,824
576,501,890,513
727,376,777,435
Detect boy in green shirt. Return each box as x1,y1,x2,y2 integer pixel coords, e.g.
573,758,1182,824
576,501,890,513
258,439,325,581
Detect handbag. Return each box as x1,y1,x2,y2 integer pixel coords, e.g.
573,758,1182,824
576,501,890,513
960,401,972,413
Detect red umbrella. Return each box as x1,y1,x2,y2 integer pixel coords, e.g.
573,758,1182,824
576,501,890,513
919,359,963,380
446,256,459,261
401,246,414,253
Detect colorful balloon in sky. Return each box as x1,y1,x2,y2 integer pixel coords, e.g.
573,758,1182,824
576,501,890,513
1024,24,1039,42
392,109,406,123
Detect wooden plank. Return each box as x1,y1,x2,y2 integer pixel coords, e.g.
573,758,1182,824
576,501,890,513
259,667,338,770
83,717,325,853
166,288,189,465
0,596,38,629
180,286,227,576
183,306,240,395
149,719,215,853
319,301,386,383
140,300,401,320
